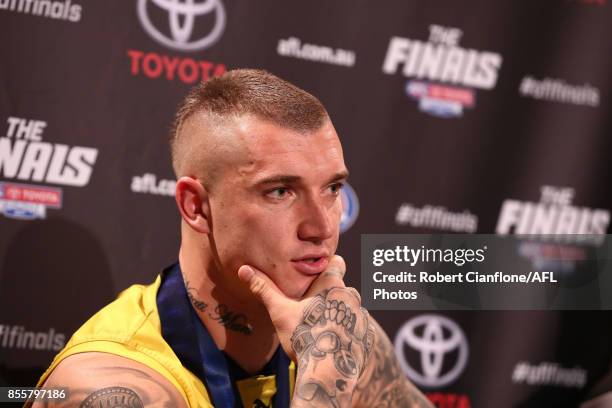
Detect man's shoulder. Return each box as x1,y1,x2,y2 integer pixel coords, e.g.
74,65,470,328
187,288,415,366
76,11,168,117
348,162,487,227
34,351,187,407
70,275,163,341
32,274,192,406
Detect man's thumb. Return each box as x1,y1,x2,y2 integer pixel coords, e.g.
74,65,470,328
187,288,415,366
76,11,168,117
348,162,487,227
238,265,286,310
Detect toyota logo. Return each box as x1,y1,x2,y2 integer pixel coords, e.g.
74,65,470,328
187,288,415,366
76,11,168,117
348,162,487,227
137,0,226,52
394,314,468,388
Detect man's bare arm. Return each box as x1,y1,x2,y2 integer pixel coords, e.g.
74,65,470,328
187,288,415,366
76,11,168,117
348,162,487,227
353,317,433,408
32,352,187,408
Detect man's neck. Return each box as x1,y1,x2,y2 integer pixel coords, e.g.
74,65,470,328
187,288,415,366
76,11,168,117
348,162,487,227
178,244,280,375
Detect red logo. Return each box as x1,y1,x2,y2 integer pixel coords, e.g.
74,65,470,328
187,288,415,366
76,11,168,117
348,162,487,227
127,50,226,84
427,393,472,408
2,183,62,208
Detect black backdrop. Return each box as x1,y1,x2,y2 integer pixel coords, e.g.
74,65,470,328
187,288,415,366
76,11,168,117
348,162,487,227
1,1,611,407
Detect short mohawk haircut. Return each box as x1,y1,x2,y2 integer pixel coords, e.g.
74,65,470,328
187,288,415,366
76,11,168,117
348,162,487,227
170,69,328,176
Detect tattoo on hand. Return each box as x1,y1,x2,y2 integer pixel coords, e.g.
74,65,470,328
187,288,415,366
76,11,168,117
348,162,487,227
297,381,341,408
291,288,374,407
79,386,143,408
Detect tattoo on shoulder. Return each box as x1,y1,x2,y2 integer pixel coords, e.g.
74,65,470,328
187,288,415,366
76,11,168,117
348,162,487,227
79,386,143,408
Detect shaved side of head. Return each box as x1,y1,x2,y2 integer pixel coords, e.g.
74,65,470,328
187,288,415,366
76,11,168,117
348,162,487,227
172,112,245,190
170,69,330,189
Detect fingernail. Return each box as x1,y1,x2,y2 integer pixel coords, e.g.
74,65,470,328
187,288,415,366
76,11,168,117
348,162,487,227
239,266,254,281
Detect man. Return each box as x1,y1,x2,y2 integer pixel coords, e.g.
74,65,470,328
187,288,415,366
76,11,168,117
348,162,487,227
34,70,432,407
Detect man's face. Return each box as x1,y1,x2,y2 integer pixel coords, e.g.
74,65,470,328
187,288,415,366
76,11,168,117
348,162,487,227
207,116,348,299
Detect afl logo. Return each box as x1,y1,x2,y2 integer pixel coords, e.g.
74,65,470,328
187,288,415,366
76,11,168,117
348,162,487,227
137,0,226,52
340,183,359,234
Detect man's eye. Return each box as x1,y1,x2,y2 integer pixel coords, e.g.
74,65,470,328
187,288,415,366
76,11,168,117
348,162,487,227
329,182,344,195
266,187,290,199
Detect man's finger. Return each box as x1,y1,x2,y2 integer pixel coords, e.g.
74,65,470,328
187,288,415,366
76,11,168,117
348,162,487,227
238,265,288,311
304,255,347,297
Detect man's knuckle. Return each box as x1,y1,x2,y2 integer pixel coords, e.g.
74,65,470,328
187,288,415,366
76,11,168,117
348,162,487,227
347,287,362,303
322,270,344,280
250,278,266,296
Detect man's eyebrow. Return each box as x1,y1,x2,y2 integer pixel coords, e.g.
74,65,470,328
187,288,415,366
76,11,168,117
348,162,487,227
254,170,349,187
255,175,302,186
327,170,350,184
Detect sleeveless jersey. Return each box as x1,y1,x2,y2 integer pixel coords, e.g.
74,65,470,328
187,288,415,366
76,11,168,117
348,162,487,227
37,272,295,407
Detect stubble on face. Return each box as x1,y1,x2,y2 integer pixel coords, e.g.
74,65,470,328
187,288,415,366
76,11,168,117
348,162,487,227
198,115,345,299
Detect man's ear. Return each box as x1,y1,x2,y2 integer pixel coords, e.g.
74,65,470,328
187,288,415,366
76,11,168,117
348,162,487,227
175,176,211,234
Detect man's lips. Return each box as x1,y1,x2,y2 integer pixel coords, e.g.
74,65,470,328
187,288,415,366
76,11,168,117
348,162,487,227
291,255,329,276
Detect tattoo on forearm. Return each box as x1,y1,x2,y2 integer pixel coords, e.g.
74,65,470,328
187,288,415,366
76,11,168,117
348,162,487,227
291,288,374,407
79,386,143,408
208,304,254,335
354,319,433,408
185,280,208,312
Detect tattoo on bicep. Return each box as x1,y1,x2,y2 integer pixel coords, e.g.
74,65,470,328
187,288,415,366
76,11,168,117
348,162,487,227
86,366,184,407
97,367,177,399
78,386,143,408
291,288,374,406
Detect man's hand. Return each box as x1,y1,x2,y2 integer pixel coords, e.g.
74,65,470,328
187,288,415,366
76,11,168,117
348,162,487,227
238,256,434,408
238,256,373,407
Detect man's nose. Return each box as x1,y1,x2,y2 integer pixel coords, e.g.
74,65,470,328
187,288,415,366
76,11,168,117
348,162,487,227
297,196,335,244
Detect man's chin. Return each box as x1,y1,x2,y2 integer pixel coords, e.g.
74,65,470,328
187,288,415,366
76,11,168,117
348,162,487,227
278,276,317,300
279,285,308,301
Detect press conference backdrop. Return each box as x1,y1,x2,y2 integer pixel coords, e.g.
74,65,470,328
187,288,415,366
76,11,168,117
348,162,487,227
1,1,611,407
